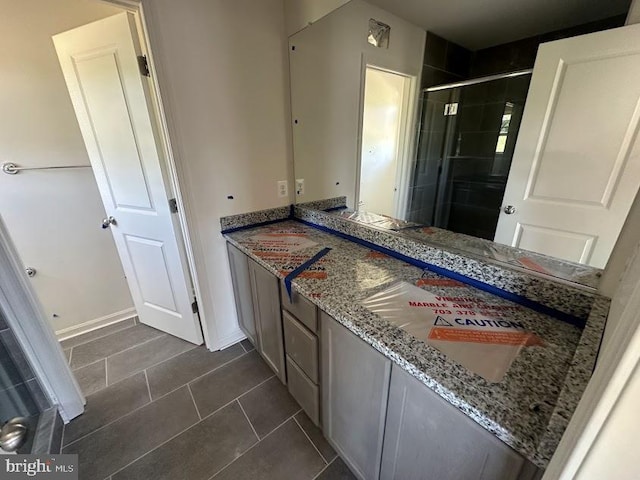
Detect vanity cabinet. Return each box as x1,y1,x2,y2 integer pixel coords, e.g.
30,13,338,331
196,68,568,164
281,282,321,425
227,242,286,384
381,365,542,480
226,243,259,347
321,311,391,480
227,243,543,480
248,257,286,384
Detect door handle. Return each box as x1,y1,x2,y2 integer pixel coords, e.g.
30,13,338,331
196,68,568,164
101,216,116,229
503,205,516,215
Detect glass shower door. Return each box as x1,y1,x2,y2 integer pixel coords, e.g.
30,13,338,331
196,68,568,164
0,311,45,451
407,72,531,240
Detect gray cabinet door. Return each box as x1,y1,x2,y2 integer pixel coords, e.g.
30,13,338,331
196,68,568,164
381,365,540,480
321,312,391,480
226,243,258,347
249,258,286,384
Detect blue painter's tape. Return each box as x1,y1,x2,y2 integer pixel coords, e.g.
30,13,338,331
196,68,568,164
284,247,332,301
221,205,296,235
324,206,348,212
294,219,586,328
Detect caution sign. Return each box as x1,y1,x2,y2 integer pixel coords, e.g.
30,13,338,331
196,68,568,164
248,233,318,253
429,327,544,347
361,281,544,383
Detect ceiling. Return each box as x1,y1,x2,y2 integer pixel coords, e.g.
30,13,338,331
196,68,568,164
366,0,631,50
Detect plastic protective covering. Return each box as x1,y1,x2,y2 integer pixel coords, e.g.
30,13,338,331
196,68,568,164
248,233,318,253
335,210,420,231
361,282,544,382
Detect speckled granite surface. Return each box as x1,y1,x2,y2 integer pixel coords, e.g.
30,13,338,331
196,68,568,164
295,205,597,321
321,207,601,289
401,226,601,288
220,205,291,231
225,220,608,468
297,196,347,211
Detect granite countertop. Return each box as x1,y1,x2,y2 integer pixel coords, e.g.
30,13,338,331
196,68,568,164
224,220,607,468
329,208,602,289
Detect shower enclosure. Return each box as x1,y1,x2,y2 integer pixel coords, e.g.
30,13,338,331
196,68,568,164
406,70,532,240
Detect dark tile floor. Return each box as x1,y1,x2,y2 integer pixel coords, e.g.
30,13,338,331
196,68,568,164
60,320,355,480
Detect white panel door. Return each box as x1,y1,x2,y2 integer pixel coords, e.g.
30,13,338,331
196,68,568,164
53,13,203,344
494,24,640,268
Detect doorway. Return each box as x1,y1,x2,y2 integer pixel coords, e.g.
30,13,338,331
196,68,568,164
0,2,204,367
358,66,414,218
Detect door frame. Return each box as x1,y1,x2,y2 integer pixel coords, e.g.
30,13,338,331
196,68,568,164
96,0,212,348
544,253,640,478
0,216,84,423
355,58,419,218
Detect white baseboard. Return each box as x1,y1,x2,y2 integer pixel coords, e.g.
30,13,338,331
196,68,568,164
56,307,137,341
212,328,247,351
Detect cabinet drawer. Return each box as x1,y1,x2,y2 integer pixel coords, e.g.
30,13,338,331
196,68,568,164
286,355,320,426
280,282,318,333
283,311,318,384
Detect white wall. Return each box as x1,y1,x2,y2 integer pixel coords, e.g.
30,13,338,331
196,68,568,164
290,0,425,208
545,249,640,479
573,359,640,479
142,0,292,349
284,0,350,36
0,0,134,335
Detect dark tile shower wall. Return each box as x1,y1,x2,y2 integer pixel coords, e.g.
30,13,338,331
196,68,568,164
408,15,626,235
408,33,472,224
421,32,471,88
0,310,49,422
406,89,449,224
470,15,627,77
444,75,530,239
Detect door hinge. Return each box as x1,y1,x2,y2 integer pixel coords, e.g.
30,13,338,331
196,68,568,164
192,299,199,314
169,198,178,214
137,55,150,77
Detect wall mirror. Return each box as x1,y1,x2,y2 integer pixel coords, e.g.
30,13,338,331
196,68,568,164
289,0,635,288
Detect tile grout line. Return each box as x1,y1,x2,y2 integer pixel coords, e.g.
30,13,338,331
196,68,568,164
225,374,276,406
106,399,202,479
60,319,137,350
62,377,155,449
187,384,202,421
71,357,105,373
64,359,274,450
143,370,152,403
103,344,250,401
207,408,304,480
70,332,167,371
193,373,276,423
180,349,252,391
96,336,196,387
236,399,260,441
292,415,329,464
106,373,276,478
311,457,337,480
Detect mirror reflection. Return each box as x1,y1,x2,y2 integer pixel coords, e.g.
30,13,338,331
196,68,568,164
290,0,633,281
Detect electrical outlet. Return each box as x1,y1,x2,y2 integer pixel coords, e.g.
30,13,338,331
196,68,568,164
277,180,288,198
296,178,305,195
